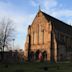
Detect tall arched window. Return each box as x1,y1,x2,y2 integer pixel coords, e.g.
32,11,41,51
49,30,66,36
38,25,44,44
33,32,34,45
41,29,44,44
34,32,37,44
39,25,42,44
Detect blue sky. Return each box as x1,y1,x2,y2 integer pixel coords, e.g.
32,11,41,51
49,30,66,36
0,0,72,50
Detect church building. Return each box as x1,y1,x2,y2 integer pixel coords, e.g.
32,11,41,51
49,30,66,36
24,10,72,62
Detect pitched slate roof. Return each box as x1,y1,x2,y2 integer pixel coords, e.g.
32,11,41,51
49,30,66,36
42,11,72,36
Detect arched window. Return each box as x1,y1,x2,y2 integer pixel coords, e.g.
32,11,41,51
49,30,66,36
34,32,37,44
38,25,44,44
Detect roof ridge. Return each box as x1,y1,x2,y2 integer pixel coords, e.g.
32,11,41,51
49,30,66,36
41,11,72,28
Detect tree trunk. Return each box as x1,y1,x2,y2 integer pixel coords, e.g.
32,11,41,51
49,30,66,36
1,46,4,62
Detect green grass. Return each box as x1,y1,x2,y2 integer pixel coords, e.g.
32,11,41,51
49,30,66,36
0,62,72,72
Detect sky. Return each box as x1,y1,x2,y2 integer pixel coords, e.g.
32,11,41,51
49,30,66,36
0,0,72,50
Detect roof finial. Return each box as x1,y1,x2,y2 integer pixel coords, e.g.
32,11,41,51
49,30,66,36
39,4,40,11
39,0,41,11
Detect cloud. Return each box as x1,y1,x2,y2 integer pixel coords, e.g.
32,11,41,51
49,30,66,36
31,0,72,25
0,0,72,49
43,0,58,10
41,0,72,25
52,9,72,17
47,9,72,25
31,0,38,7
0,1,36,49
0,11,25,33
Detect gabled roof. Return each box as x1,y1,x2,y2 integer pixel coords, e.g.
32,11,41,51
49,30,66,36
41,11,72,36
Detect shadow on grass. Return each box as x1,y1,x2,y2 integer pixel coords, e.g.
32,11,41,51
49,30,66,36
4,64,8,68
15,69,24,72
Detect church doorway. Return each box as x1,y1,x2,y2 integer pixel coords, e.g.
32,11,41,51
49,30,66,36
30,51,34,61
35,50,43,61
42,51,47,61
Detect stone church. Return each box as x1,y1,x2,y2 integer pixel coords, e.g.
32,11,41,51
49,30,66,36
24,10,72,62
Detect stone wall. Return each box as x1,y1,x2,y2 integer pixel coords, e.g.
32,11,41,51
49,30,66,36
24,11,53,62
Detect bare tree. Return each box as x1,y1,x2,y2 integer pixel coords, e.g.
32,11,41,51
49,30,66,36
0,18,15,51
0,18,16,61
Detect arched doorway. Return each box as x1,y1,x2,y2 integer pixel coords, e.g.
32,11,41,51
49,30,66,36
42,51,47,61
35,50,40,60
30,51,34,61
35,50,43,61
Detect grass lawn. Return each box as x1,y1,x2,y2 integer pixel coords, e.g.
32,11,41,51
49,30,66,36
0,62,72,72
